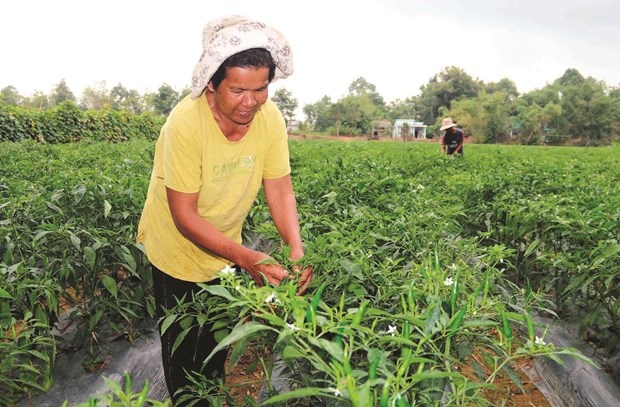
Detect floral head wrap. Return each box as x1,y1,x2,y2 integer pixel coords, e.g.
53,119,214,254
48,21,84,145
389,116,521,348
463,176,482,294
190,15,294,99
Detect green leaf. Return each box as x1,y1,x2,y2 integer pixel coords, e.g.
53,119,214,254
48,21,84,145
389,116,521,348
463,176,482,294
83,246,96,270
73,184,87,204
202,321,275,367
523,239,540,258
103,199,112,218
89,308,104,330
160,315,177,335
0,288,13,299
262,387,328,404
197,284,237,301
100,274,118,298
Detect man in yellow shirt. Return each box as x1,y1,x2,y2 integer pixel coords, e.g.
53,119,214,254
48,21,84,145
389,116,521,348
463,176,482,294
137,15,312,406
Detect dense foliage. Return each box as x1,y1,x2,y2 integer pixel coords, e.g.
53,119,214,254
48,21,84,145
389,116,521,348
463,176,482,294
0,101,163,143
302,67,620,143
2,138,618,405
3,65,619,144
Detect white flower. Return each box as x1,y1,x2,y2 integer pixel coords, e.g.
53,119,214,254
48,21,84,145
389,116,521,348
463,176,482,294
444,277,454,286
265,292,280,304
387,324,397,336
331,388,342,397
286,323,299,331
535,336,546,346
220,264,236,275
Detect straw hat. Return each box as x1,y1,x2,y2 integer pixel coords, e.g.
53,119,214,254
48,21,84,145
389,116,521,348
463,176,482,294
440,118,457,130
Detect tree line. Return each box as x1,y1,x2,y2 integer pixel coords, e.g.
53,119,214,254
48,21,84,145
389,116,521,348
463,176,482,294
0,79,189,117
301,67,620,145
2,66,619,145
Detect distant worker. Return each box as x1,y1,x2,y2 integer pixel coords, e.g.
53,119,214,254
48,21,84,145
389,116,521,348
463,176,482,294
440,117,464,156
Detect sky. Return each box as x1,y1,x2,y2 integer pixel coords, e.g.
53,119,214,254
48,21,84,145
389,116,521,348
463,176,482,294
2,0,619,119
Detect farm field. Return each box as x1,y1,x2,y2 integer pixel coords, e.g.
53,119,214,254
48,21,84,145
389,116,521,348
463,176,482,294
1,138,619,406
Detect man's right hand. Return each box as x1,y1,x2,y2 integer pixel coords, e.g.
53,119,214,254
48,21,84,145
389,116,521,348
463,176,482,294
242,251,290,287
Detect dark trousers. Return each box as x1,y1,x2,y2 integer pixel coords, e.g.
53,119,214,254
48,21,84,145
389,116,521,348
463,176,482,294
152,265,228,406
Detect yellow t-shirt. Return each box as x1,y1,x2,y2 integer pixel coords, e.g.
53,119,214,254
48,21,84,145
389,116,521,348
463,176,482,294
137,95,291,282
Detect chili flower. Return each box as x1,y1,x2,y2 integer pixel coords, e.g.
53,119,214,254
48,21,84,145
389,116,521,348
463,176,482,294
220,264,236,275
265,292,280,304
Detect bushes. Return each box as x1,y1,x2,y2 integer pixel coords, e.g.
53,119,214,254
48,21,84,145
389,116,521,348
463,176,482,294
0,101,164,143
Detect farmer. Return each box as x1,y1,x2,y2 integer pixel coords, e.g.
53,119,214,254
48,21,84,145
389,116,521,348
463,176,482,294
440,117,464,156
136,15,313,406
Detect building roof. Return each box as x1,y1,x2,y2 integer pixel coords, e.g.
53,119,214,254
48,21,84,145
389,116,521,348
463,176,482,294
394,119,426,127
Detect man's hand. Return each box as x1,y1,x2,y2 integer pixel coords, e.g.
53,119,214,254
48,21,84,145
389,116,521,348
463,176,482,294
294,265,314,295
244,251,290,287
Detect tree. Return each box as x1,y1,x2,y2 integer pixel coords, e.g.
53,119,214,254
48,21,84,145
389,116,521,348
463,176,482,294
556,68,586,87
111,83,130,110
303,96,333,132
385,97,417,122
337,94,376,136
49,79,76,107
417,66,480,125
0,86,22,105
559,77,613,142
22,91,49,109
515,101,562,145
485,78,519,99
514,85,564,138
271,88,298,124
80,81,113,110
149,84,180,116
348,77,385,106
111,83,145,114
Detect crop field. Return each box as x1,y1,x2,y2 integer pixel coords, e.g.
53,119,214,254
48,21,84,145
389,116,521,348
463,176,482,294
1,139,619,406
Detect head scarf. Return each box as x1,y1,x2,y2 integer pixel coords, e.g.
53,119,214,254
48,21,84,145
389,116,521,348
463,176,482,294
190,15,294,99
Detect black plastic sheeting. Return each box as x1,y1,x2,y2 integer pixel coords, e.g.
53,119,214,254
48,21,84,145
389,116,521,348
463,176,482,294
17,311,620,407
522,313,620,407
16,235,620,406
17,324,169,406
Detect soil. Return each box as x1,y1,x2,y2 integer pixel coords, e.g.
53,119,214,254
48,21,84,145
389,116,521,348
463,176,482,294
225,346,551,407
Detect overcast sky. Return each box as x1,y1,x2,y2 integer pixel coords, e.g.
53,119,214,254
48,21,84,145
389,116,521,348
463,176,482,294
2,0,619,116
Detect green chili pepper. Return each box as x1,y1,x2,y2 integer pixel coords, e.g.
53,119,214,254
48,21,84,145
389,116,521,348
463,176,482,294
501,310,513,340
525,311,535,341
368,351,381,381
306,282,327,325
380,377,392,407
352,300,369,327
450,270,460,314
407,287,415,314
343,346,353,375
449,307,466,337
333,320,347,349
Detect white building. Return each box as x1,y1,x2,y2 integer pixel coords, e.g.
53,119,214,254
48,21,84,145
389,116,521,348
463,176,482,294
392,119,427,140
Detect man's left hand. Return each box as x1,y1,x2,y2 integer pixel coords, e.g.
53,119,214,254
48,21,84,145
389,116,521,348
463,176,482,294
294,265,314,295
